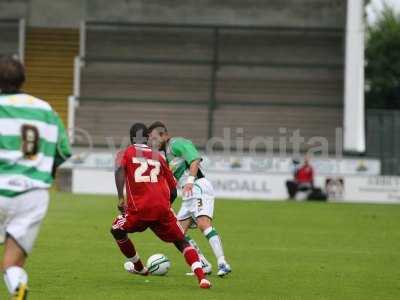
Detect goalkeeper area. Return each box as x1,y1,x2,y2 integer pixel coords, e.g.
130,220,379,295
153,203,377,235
0,192,398,300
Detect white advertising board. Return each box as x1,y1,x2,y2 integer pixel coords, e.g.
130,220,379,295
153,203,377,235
71,168,400,204
71,169,291,200
207,172,290,200
341,176,400,204
72,169,116,195
68,151,399,204
202,155,380,176
64,152,381,176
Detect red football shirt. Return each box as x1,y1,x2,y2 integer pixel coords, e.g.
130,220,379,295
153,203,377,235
117,144,177,220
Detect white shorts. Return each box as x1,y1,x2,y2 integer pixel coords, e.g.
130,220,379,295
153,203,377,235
0,189,49,254
177,178,215,221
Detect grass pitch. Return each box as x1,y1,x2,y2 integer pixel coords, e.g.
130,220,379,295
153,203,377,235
1,192,400,299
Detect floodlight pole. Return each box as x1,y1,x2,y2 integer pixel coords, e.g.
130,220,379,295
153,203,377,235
343,0,366,153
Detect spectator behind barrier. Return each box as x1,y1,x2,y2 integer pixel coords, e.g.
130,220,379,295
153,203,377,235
286,157,327,201
286,156,314,200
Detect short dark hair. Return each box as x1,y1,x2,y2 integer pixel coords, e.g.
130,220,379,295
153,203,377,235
0,55,25,94
148,121,168,133
130,123,148,144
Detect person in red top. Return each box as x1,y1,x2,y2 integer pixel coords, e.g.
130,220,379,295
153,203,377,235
295,157,314,186
110,123,211,289
286,156,314,199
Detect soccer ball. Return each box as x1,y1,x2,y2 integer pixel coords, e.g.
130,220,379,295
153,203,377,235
146,253,171,276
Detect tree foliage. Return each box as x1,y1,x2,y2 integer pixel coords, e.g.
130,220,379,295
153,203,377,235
366,5,400,109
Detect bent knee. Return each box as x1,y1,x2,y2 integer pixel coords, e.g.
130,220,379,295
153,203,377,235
196,216,212,230
110,228,127,240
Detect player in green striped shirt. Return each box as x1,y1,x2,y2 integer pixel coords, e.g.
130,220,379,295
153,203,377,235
148,121,231,277
0,55,71,299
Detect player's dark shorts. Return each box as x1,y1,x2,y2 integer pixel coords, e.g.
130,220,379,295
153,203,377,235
112,208,184,243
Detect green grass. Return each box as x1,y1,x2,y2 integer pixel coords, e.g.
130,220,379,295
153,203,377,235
1,193,400,299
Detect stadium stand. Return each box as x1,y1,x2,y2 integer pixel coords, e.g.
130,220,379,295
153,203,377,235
76,100,209,146
217,66,342,105
75,22,344,151
213,106,342,151
23,28,78,125
81,62,211,101
0,19,21,56
85,25,214,61
218,29,343,65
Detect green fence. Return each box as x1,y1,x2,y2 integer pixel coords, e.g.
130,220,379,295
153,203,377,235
366,109,400,175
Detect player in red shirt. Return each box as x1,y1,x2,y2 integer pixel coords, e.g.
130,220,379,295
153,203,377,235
110,123,211,289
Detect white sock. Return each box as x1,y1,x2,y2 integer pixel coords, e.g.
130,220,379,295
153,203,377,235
4,266,28,294
191,261,202,272
203,227,226,265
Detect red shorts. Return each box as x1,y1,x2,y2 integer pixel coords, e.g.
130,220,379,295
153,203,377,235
112,208,184,243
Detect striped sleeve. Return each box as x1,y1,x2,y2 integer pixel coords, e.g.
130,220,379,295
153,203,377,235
53,112,71,170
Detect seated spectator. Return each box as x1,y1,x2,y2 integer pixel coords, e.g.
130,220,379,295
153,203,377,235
286,157,314,199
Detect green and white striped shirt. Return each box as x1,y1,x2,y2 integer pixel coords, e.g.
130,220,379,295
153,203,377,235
0,93,71,197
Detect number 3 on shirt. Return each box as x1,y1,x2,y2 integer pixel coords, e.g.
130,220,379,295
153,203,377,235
132,157,161,183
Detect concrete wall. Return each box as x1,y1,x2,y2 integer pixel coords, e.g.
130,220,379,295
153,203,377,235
0,0,346,28
0,0,83,27
0,0,28,19
86,0,346,28
28,0,84,28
